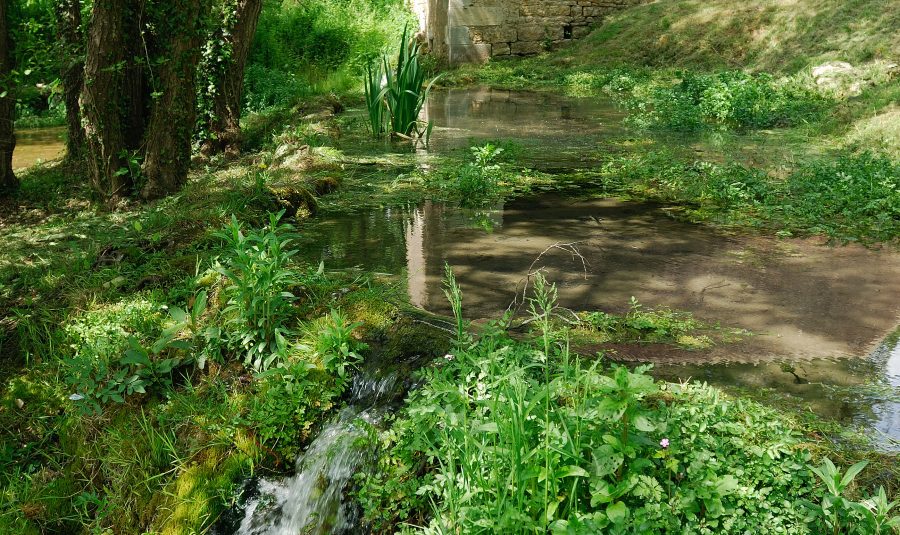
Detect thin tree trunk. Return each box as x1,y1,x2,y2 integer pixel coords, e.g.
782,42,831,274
0,0,16,194
201,0,261,158
140,0,207,199
80,0,130,197
56,0,85,160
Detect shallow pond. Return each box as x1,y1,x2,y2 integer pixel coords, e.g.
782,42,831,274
313,88,900,447
12,126,66,169
220,87,899,533
310,196,900,448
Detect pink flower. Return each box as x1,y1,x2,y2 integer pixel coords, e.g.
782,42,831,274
660,438,670,449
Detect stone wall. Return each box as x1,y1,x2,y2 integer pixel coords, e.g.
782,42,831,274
412,0,643,65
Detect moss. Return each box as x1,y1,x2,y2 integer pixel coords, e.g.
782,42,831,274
151,435,259,534
265,185,318,218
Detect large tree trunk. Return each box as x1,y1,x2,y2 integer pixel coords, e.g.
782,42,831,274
80,0,130,197
56,0,85,160
0,0,15,194
200,0,261,158
140,0,207,199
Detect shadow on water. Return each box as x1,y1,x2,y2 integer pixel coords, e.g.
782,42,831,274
303,196,900,449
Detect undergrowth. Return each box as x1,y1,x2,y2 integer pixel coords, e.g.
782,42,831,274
355,272,900,534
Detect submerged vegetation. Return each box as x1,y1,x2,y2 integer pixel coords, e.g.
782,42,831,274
3,0,900,532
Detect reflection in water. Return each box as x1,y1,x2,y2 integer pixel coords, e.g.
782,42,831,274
306,198,900,448
12,127,66,169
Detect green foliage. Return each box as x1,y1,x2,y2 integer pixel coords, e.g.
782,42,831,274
315,309,368,384
802,458,900,534
364,59,388,137
246,0,412,110
365,25,440,139
354,272,892,534
248,360,341,458
427,143,507,206
215,211,299,371
580,298,712,349
595,150,900,243
778,153,900,243
62,300,167,413
626,71,829,131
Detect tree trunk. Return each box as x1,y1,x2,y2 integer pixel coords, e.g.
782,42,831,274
56,0,85,160
200,0,261,158
140,0,207,199
80,0,130,197
0,0,16,194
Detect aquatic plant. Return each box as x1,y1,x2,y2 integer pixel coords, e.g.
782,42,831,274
364,24,439,139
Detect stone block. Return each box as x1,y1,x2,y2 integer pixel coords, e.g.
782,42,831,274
470,25,517,43
449,26,472,45
511,40,544,55
450,43,492,64
517,24,555,41
450,4,508,26
492,42,511,56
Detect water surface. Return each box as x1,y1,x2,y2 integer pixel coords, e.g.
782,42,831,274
12,127,66,169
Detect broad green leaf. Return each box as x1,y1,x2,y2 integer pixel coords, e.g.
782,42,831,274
557,465,589,478
840,460,869,489
606,501,628,524
633,414,656,432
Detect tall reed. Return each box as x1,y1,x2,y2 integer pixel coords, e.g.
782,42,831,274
364,24,439,139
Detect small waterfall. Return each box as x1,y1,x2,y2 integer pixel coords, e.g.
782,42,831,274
231,368,405,535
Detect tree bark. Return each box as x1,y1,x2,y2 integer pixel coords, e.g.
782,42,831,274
80,0,130,197
56,0,85,160
140,0,207,199
0,0,16,194
200,0,261,158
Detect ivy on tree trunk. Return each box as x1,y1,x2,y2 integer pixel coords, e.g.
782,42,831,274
141,0,208,199
80,0,131,197
199,0,261,158
56,0,85,160
0,0,16,194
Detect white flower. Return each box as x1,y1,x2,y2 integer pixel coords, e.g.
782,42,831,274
69,394,84,401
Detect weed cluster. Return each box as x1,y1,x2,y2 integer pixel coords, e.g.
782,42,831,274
356,271,899,534
427,143,507,206
626,71,830,131
597,150,900,243
579,297,713,349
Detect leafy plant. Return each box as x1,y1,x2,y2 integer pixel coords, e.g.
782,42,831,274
356,274,837,534
365,24,440,139
440,142,506,206
315,309,368,383
215,211,299,371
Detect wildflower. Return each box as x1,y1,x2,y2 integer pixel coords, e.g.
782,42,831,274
660,438,670,449
69,394,84,401
443,353,455,361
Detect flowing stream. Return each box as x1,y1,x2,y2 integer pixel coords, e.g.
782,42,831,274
224,87,900,532
224,357,420,534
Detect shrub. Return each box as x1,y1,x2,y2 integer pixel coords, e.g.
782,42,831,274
215,211,300,372
630,71,830,131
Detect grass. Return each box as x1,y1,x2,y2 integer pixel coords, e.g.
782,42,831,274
355,272,900,534
4,2,900,527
